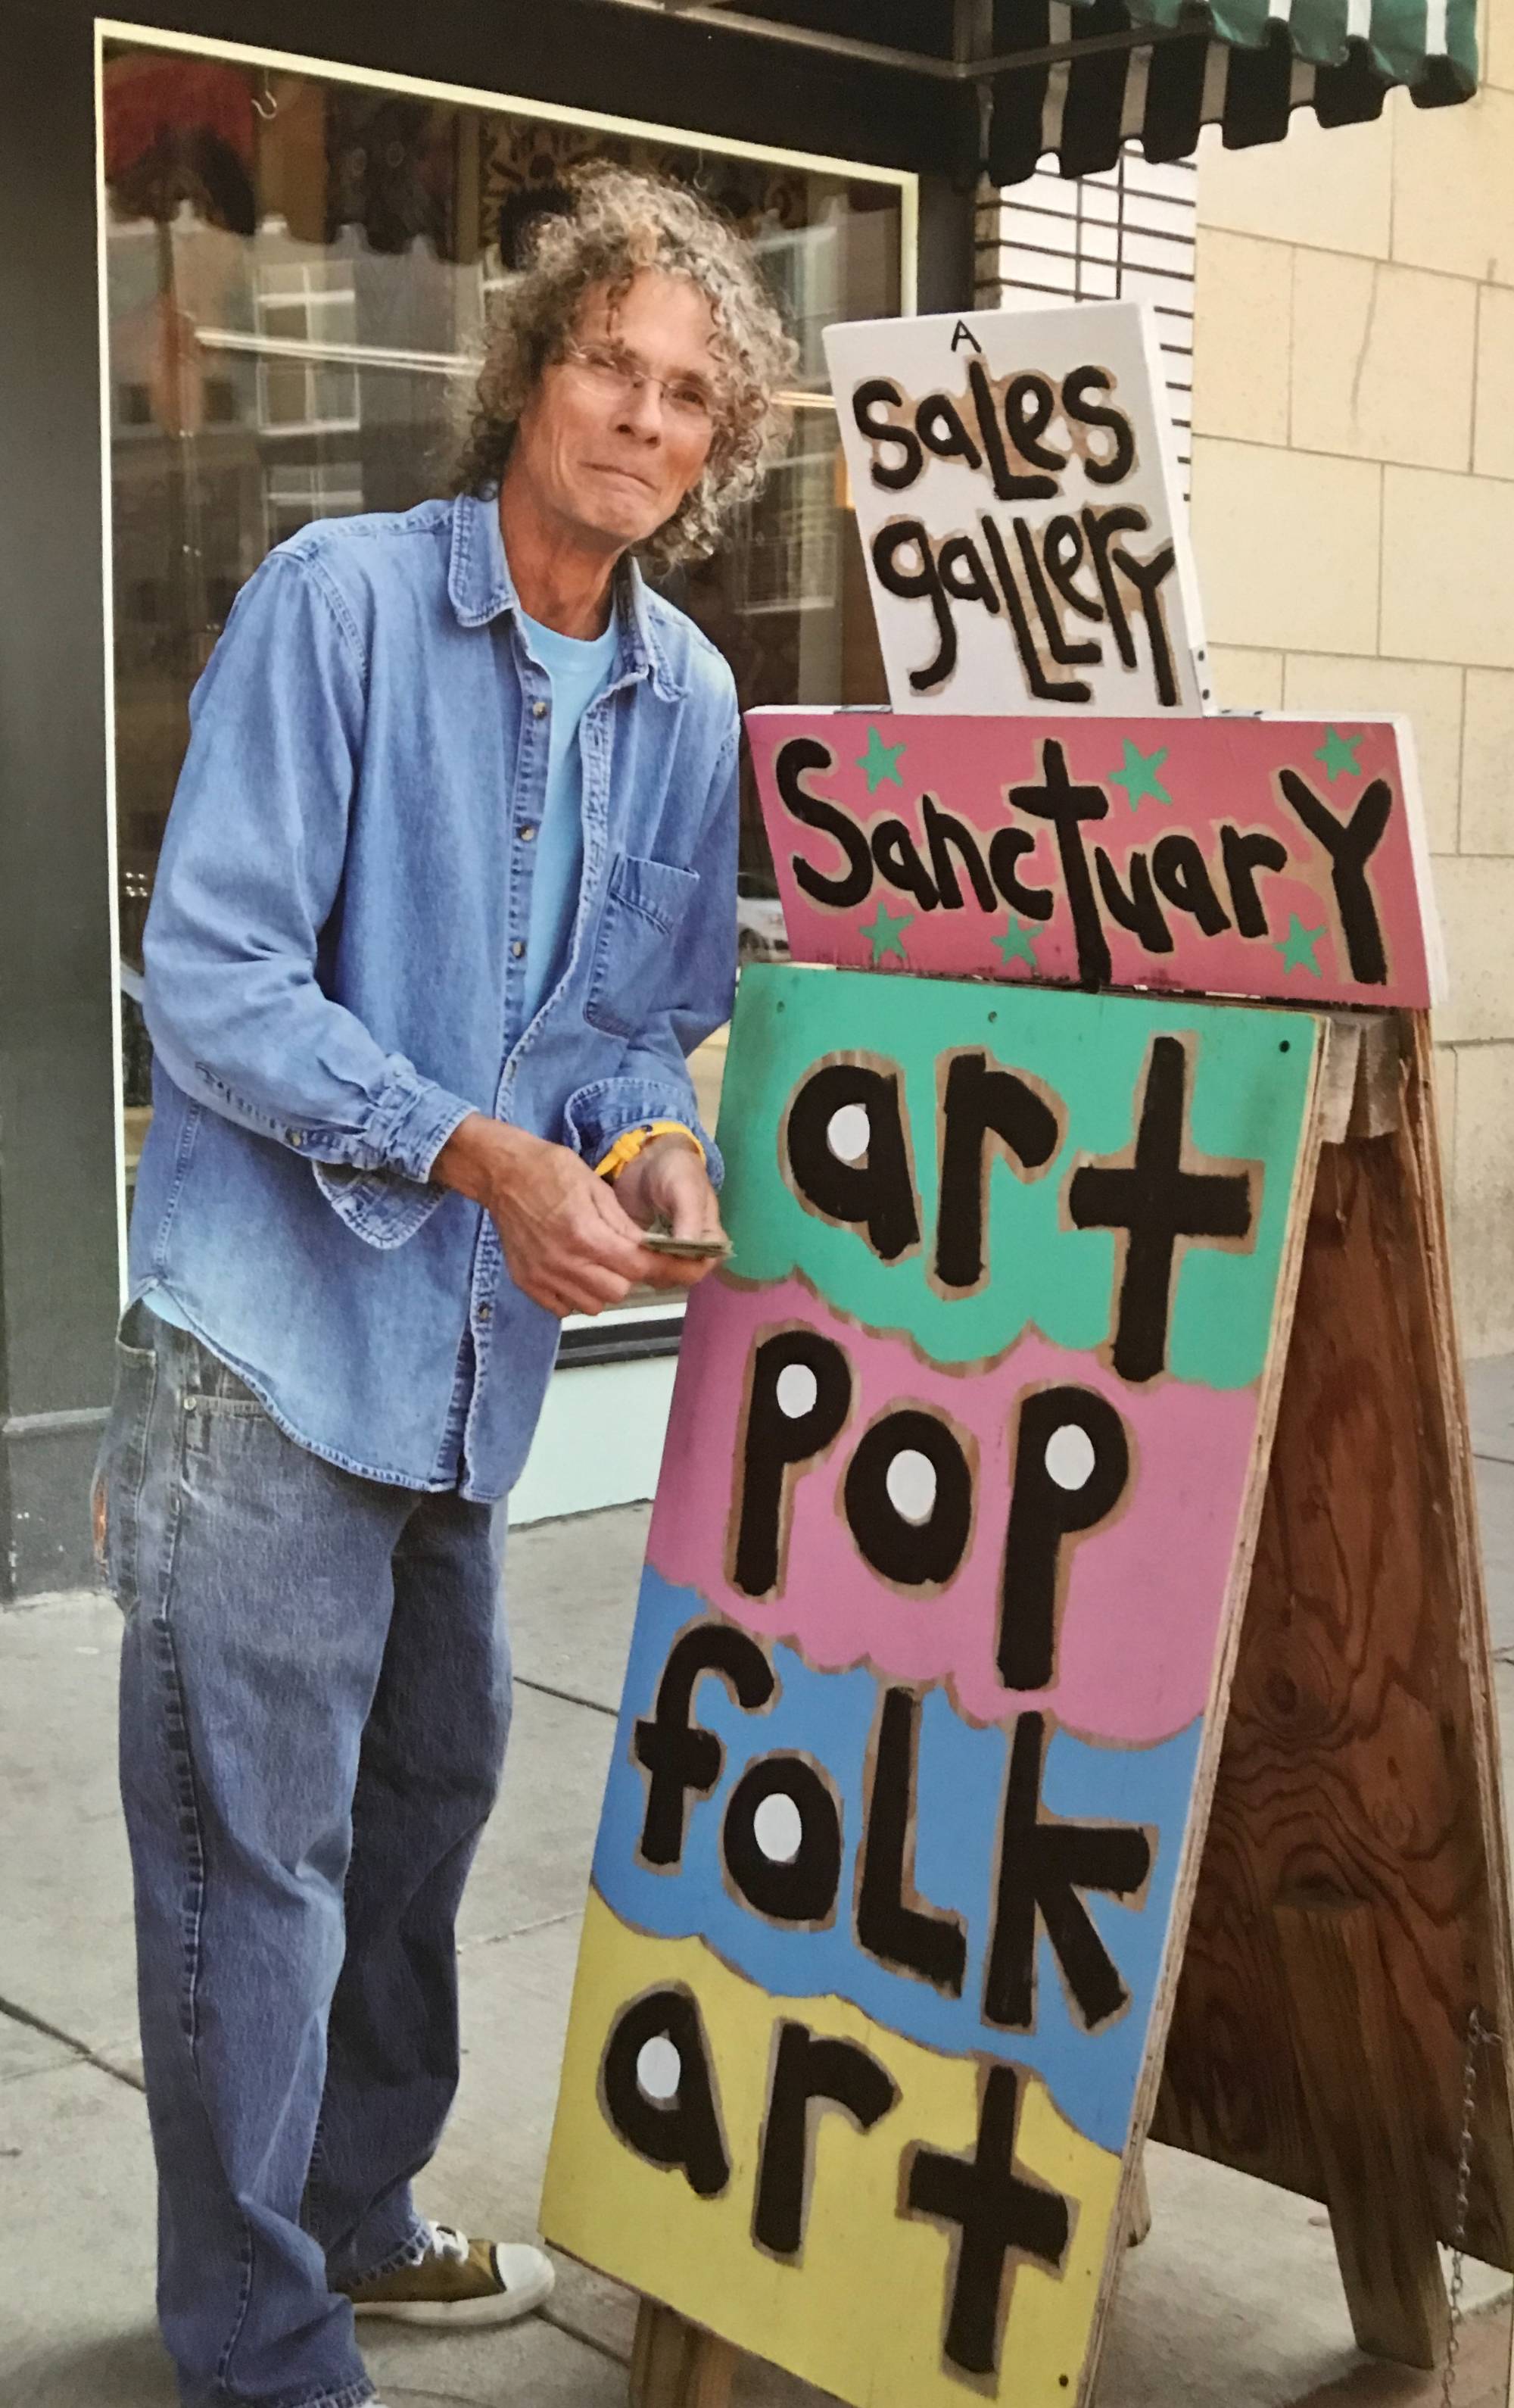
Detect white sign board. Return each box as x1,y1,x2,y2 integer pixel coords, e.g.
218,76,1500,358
824,301,1209,718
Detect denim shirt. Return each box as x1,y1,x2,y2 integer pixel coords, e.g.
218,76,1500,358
132,491,738,1502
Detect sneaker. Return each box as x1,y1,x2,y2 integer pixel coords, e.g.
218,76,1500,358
339,2221,555,2329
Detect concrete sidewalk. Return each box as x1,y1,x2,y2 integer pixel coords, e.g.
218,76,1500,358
5,1363,1514,2408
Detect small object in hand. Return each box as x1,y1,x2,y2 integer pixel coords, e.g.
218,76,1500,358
640,1212,731,1262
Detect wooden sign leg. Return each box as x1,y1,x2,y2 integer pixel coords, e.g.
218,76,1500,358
1275,1894,1450,2369
631,2300,740,2408
1125,2152,1153,2248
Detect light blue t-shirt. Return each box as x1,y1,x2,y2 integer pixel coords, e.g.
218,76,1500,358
518,605,619,1020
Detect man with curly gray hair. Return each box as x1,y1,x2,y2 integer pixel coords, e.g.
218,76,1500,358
96,163,792,2408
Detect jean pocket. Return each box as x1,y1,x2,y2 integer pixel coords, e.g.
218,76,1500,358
95,1308,160,1610
584,853,699,1040
182,1336,266,1417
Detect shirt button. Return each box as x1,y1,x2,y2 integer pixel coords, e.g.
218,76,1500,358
288,1131,304,1149
478,1301,493,1324
520,824,536,842
532,699,549,719
512,939,526,959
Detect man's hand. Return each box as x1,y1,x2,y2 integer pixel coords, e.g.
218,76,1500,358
433,1115,670,1319
612,1133,726,1294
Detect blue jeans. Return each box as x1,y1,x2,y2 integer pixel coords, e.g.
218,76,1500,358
98,1302,512,2408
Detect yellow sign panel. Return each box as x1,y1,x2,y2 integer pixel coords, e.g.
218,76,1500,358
544,1892,1121,2408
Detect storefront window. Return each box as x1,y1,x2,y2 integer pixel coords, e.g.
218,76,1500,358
102,36,909,1244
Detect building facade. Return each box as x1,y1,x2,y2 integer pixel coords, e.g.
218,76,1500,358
0,1,1488,1598
976,32,1514,1357
1188,22,1514,1355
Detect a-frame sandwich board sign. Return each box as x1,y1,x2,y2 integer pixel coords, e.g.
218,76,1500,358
537,304,1514,2408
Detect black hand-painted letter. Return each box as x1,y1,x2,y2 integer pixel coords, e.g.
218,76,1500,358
634,1624,775,1865
1095,847,1173,956
998,1386,1130,1692
774,737,873,910
842,1408,974,1589
722,1755,843,1926
1014,519,1100,669
903,2065,1071,2377
1278,769,1392,985
917,392,984,476
1220,825,1288,939
784,1062,921,1263
980,516,1092,705
602,1987,731,2197
967,357,1055,503
1110,537,1180,706
871,521,958,692
1062,367,1136,486
988,827,1055,922
857,1686,967,1995
922,794,998,915
754,2021,899,2257
1008,739,1112,986
1151,833,1231,935
1068,1035,1254,1383
984,1714,1152,2032
852,377,922,492
935,1050,1061,1293
731,1327,853,1599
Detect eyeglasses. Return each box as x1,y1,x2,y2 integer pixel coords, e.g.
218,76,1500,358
560,339,716,431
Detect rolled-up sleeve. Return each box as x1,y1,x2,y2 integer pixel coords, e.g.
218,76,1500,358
562,714,739,1187
142,551,475,1246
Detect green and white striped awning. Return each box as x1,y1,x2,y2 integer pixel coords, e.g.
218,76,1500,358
989,0,1478,184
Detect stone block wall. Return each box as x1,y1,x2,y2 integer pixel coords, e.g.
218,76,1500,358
1191,14,1514,1353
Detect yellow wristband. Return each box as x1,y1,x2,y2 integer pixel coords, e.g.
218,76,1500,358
594,1121,705,1183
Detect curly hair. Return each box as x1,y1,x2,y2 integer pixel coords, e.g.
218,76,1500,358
450,162,797,568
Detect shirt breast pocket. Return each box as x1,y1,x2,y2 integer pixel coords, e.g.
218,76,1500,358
584,852,699,1039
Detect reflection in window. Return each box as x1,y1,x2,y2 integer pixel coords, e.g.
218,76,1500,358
737,427,840,617
263,461,366,547
255,257,361,432
102,39,905,1207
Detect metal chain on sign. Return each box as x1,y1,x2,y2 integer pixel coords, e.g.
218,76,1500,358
1440,2007,1498,2408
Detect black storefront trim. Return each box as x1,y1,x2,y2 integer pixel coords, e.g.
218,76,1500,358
557,1315,686,1371
89,0,974,178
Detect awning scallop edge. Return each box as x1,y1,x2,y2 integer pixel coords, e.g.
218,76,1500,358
990,0,1478,185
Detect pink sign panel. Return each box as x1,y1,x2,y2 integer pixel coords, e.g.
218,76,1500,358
747,708,1443,1010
